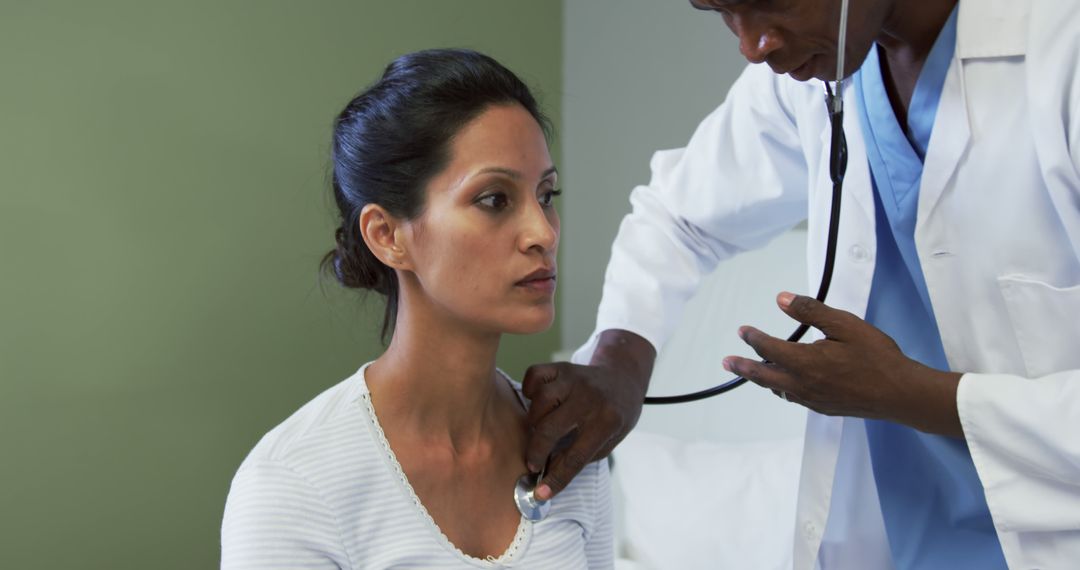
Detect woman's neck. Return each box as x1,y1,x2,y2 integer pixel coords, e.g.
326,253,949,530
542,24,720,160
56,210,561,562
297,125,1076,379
364,285,512,454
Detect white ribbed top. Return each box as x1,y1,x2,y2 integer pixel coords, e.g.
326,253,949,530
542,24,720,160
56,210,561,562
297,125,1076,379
221,363,613,569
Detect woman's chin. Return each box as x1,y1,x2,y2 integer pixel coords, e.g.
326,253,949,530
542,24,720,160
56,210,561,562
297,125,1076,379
500,308,555,335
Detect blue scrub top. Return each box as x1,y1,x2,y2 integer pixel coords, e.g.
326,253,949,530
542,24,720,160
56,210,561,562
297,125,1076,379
853,7,1007,569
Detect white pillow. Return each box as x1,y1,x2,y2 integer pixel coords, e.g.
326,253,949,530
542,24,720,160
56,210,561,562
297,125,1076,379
612,430,803,570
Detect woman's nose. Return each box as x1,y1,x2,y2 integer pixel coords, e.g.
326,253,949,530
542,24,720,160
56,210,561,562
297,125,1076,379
520,202,558,254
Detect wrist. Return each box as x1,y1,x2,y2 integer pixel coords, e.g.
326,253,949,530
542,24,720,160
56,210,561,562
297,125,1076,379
590,329,656,393
901,363,963,437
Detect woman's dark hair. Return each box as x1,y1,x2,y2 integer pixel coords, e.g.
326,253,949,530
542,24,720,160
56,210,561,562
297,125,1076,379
321,48,552,341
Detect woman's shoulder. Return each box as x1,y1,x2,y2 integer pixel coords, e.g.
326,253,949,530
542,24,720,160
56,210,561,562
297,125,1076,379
235,364,375,474
222,368,375,568
570,455,611,495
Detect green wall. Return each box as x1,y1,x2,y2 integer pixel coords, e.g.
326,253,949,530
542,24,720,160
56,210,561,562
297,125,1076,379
0,2,562,567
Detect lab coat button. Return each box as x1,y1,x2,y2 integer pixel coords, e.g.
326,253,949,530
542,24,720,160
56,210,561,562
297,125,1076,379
803,520,818,540
849,244,870,262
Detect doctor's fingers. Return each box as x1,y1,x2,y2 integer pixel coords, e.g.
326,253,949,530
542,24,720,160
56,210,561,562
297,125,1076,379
530,405,614,501
722,356,799,396
523,390,585,473
521,363,574,426
737,325,815,369
777,293,863,341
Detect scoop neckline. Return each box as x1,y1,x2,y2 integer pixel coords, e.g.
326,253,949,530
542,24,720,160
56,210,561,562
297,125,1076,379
354,362,532,568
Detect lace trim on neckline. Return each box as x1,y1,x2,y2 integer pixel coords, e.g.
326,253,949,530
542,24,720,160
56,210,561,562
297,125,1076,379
358,390,531,568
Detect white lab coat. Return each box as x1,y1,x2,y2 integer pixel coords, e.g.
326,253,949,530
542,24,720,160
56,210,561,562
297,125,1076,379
573,0,1080,567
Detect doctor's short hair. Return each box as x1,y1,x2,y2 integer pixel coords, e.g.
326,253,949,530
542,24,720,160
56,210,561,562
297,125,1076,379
322,48,552,341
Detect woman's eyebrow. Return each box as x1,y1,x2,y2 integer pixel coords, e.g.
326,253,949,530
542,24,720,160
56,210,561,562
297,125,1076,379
474,165,559,180
476,166,521,180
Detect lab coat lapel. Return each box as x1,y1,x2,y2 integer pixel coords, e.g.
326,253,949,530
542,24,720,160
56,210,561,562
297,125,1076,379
917,58,971,225
917,0,1032,226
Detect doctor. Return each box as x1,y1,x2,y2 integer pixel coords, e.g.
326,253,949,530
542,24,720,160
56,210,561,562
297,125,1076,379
521,0,1080,567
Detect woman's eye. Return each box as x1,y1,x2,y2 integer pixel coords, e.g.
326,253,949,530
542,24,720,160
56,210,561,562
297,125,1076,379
539,189,563,207
477,192,510,210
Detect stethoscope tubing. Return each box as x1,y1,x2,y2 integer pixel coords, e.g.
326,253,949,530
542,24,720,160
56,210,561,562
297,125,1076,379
643,0,851,406
643,89,847,405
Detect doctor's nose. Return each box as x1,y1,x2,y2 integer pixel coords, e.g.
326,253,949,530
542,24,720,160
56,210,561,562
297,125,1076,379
728,13,783,64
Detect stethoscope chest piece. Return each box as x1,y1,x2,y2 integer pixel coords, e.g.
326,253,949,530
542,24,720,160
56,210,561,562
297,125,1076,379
513,472,551,522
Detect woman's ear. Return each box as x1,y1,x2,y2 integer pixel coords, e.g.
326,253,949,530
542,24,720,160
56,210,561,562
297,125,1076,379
358,204,413,271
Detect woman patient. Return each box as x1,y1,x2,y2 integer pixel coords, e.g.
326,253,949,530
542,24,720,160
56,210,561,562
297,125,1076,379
221,49,613,569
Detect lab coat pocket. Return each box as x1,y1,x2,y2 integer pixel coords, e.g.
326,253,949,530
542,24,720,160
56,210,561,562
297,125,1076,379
998,274,1080,378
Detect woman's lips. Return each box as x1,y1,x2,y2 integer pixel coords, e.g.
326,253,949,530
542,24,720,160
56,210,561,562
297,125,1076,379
516,276,557,295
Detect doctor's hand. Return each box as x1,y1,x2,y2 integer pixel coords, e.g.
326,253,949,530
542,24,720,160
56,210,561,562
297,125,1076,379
724,292,964,438
522,329,655,501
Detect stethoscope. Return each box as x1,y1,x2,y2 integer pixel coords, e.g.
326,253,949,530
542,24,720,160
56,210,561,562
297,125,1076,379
644,0,852,405
516,0,852,521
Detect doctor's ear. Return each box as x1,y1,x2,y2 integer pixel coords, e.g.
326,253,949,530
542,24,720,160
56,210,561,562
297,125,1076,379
358,204,413,271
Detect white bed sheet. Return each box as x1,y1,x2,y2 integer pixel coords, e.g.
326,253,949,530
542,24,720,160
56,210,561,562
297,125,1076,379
612,431,803,569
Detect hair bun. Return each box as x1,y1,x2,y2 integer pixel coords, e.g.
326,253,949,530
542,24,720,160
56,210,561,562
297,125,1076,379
324,226,389,293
